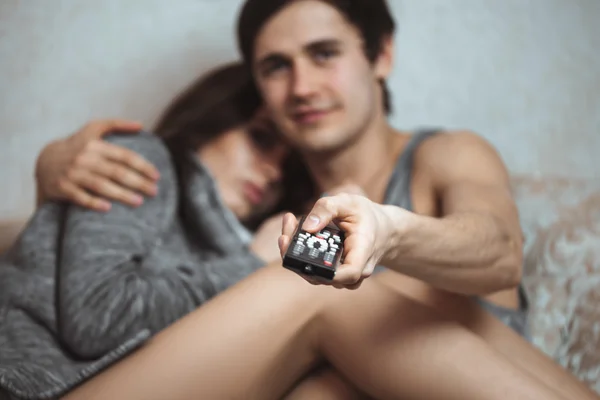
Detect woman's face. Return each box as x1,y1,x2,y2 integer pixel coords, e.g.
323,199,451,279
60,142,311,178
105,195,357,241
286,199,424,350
197,111,289,222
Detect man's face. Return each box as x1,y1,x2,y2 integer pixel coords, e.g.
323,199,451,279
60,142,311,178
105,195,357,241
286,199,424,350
252,0,392,154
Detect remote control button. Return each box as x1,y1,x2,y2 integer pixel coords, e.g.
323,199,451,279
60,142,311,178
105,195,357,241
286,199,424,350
307,237,328,252
314,239,328,252
309,248,320,258
292,243,305,255
333,235,341,243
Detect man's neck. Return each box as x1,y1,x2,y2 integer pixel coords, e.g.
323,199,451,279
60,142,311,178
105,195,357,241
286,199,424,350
303,120,408,203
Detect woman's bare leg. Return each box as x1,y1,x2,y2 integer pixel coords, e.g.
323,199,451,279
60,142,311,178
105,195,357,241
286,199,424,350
64,265,570,400
283,364,370,400
64,265,327,400
374,271,600,400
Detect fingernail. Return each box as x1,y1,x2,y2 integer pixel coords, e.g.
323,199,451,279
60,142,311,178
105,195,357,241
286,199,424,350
132,195,144,205
303,215,320,229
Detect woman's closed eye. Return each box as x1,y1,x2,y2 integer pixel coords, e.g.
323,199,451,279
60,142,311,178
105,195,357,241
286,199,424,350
249,127,278,152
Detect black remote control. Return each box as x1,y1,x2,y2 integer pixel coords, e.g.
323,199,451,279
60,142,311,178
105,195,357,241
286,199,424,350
282,215,345,281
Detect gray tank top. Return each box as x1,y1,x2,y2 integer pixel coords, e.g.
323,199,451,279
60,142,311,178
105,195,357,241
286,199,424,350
380,129,530,339
383,129,440,209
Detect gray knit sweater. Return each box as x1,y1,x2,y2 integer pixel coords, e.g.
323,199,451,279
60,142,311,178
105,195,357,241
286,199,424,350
0,132,264,399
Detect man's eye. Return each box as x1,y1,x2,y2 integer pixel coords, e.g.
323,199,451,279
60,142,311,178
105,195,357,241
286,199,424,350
314,48,338,62
263,60,288,77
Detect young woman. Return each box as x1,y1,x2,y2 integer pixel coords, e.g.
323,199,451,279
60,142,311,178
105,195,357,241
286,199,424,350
0,61,344,400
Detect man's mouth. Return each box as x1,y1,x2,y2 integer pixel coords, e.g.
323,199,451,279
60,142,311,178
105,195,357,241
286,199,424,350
292,108,333,125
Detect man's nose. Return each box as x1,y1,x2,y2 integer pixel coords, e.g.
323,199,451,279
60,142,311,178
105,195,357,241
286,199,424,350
291,60,319,99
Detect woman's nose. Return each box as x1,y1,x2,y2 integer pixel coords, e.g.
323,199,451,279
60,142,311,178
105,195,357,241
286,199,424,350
261,148,287,183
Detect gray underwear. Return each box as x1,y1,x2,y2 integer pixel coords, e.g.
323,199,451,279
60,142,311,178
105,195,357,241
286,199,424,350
475,284,531,341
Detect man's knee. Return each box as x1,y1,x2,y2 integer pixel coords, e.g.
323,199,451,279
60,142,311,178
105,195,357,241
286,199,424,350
284,365,369,400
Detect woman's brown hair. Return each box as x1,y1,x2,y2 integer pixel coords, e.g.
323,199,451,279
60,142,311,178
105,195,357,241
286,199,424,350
152,61,315,227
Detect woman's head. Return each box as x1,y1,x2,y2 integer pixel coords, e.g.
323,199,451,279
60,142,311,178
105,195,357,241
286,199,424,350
154,61,314,224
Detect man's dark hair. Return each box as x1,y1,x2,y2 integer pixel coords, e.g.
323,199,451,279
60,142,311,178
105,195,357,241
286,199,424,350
236,0,396,114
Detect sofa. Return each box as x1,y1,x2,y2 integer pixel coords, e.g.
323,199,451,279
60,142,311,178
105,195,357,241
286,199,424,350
1,174,598,392
514,175,600,392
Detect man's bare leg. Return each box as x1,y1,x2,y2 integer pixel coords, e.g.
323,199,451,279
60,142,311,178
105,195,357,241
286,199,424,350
64,265,569,400
374,271,599,400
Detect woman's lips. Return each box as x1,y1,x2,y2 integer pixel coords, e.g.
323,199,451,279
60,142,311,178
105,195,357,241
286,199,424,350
243,182,265,205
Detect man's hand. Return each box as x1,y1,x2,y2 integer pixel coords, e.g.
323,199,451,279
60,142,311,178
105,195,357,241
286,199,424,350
278,183,397,289
35,119,160,211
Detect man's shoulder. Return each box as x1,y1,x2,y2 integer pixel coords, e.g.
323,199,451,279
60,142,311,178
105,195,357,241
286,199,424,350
420,129,491,152
415,130,508,181
417,130,500,163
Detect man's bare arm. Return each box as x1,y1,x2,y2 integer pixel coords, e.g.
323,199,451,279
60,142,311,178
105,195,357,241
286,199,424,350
34,120,158,211
382,131,523,295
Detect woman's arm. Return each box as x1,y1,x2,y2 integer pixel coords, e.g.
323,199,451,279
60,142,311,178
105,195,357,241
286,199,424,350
55,132,263,359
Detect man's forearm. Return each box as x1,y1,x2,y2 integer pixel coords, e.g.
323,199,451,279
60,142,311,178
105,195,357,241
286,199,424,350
35,180,46,207
381,206,523,295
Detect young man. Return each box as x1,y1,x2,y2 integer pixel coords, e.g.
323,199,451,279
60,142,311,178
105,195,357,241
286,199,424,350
237,0,526,328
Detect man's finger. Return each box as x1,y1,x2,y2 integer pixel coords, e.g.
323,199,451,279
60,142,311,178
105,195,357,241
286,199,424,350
282,212,298,237
278,235,291,258
58,180,111,212
361,260,377,278
71,169,145,207
345,278,364,290
333,264,365,286
301,194,357,233
82,152,158,197
97,141,160,180
303,276,323,285
332,236,370,286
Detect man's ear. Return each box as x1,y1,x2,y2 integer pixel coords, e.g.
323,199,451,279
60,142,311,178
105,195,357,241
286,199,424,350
374,36,394,79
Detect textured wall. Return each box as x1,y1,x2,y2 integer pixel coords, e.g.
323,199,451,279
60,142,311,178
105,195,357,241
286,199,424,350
1,0,598,220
